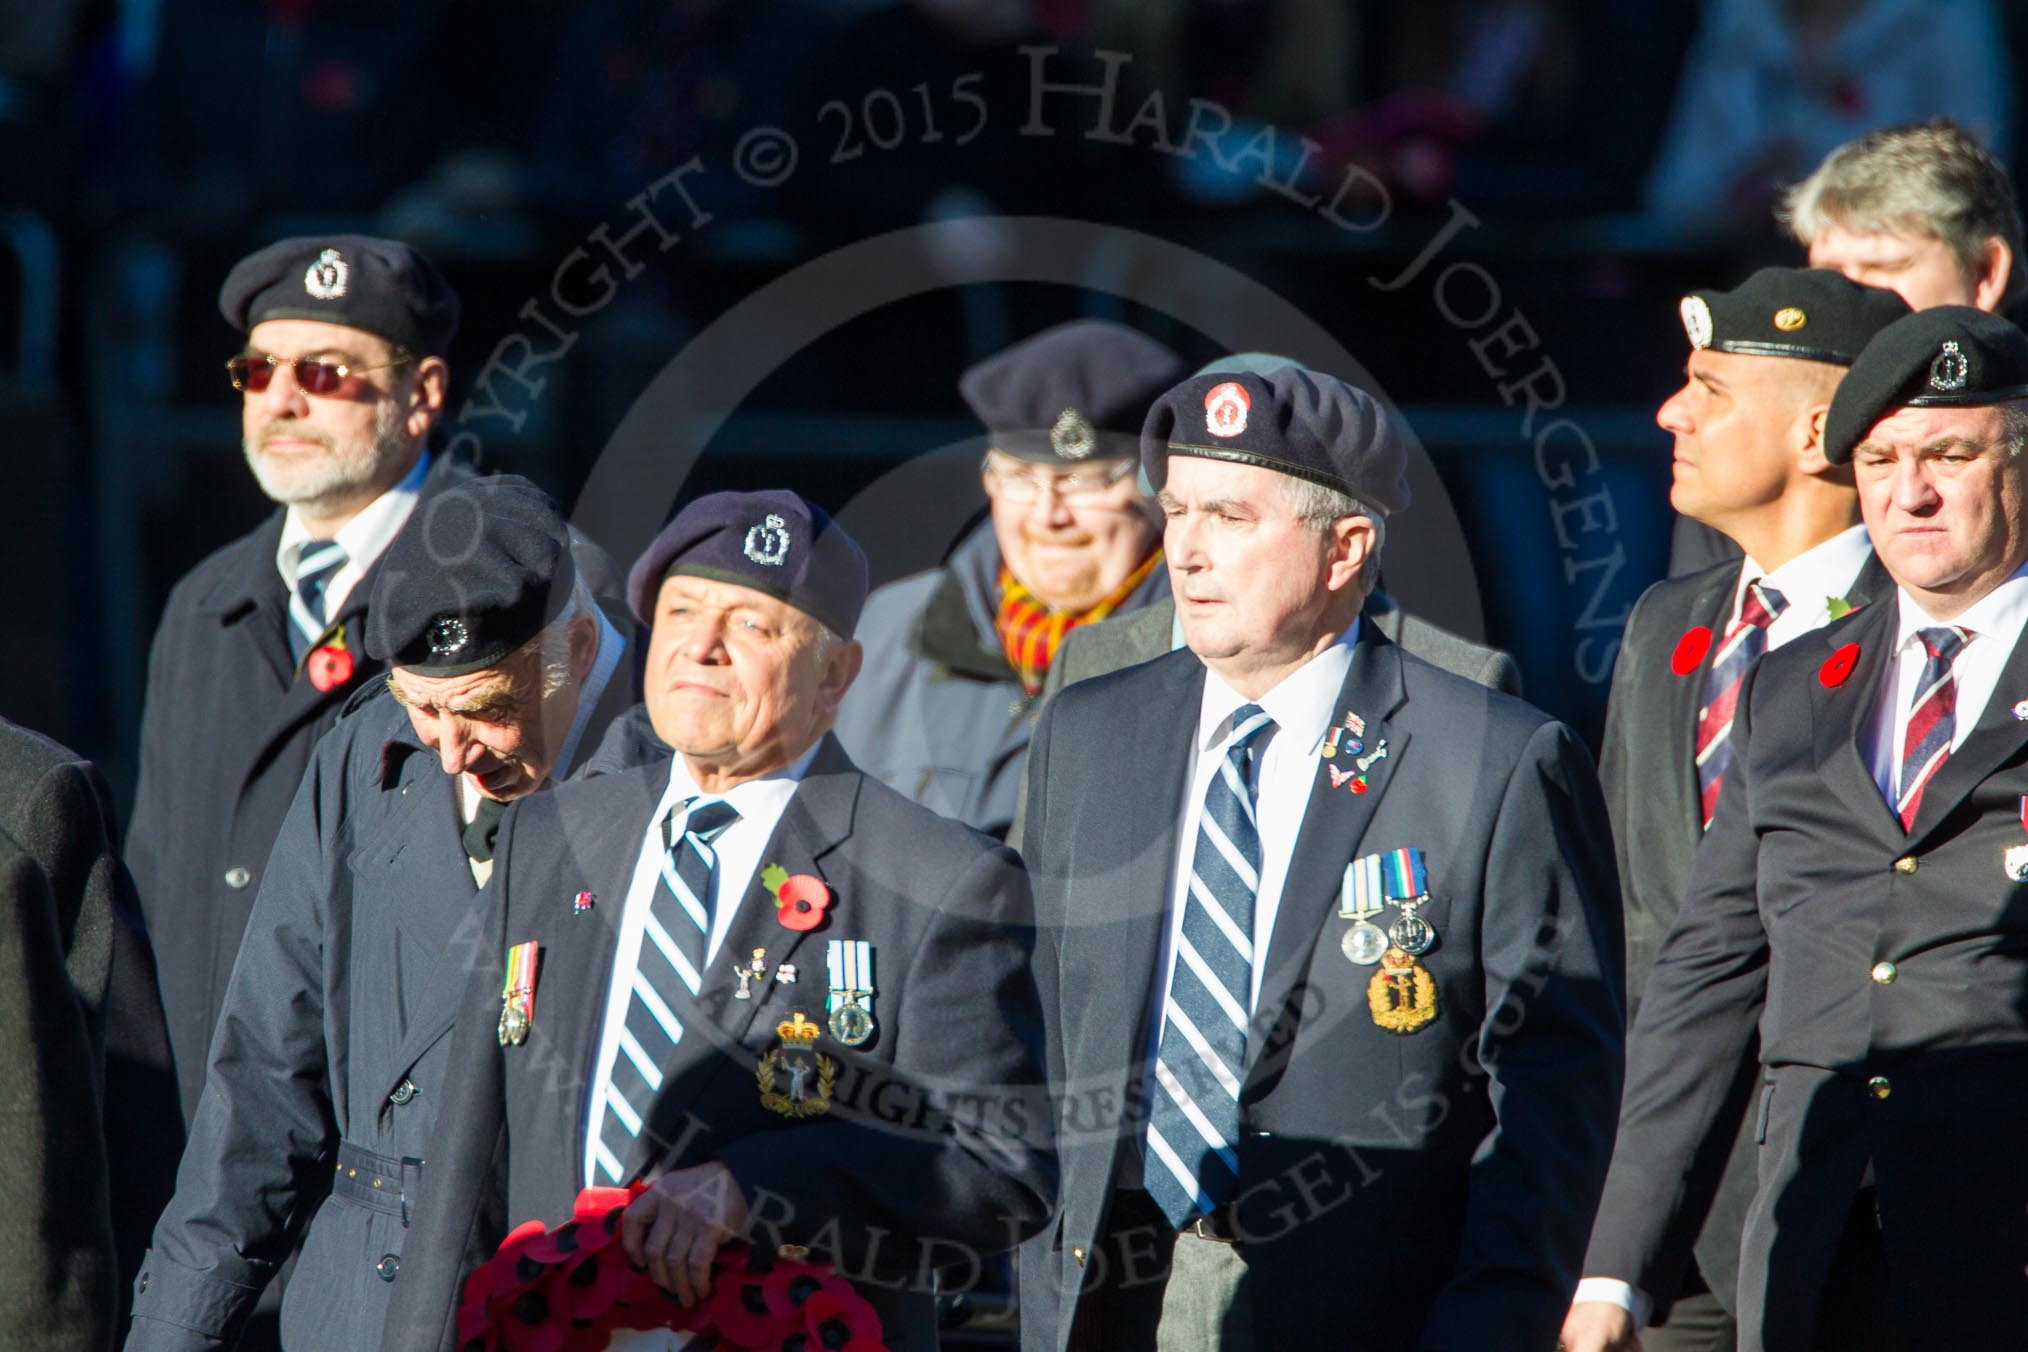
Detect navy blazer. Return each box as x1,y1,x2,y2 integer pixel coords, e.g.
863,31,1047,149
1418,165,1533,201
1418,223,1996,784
380,736,1055,1352
1018,629,1626,1352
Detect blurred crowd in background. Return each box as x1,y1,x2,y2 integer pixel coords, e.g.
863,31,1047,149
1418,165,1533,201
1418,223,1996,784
5,0,2024,800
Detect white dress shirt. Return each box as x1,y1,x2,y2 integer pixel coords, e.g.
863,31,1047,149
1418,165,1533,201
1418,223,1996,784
1134,621,1358,1169
581,740,821,1189
274,451,429,620
1731,523,1872,654
1864,562,2028,803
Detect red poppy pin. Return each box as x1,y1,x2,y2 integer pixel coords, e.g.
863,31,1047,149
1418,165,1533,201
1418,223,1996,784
762,864,831,932
305,623,357,692
1820,642,1861,688
1671,626,1713,676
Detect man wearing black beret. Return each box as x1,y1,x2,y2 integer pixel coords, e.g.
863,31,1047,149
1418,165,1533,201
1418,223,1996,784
128,477,637,1352
381,490,1053,1351
1018,366,1625,1351
1568,267,1907,1351
1568,306,2028,1352
836,319,1181,839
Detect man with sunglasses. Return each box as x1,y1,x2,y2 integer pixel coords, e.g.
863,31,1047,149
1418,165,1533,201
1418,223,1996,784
835,319,1182,839
126,237,474,1155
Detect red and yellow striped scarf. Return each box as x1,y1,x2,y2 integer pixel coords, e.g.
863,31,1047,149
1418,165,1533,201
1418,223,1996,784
994,549,1163,695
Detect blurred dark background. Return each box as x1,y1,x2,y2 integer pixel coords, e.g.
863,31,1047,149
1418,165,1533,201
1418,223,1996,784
5,0,2023,812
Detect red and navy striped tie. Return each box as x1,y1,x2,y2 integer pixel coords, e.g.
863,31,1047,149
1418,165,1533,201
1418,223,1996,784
1896,626,1970,830
1694,581,1787,829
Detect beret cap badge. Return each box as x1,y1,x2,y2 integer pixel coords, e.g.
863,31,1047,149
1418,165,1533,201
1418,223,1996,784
426,616,471,657
1204,381,1251,438
1931,340,1971,392
1680,296,1714,350
303,248,349,301
1049,407,1096,460
743,513,791,567
1773,307,1807,332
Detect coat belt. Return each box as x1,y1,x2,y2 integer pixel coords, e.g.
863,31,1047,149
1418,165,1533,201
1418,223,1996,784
334,1142,423,1223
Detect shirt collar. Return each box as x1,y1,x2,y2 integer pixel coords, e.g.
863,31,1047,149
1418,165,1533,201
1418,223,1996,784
652,736,824,834
1195,617,1361,755
1736,523,1872,620
1893,558,2028,654
551,607,628,780
276,451,430,586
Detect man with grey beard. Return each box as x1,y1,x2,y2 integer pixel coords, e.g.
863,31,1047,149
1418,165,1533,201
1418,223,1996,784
127,236,473,1141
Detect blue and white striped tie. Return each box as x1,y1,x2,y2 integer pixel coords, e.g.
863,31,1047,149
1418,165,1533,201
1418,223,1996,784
592,798,740,1184
1146,703,1275,1227
288,540,347,660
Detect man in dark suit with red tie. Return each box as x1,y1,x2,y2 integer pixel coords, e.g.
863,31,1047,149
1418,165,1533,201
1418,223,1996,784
1566,307,2028,1352
1574,269,1907,1348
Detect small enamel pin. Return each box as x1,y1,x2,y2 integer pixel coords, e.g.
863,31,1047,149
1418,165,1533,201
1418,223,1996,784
572,890,595,915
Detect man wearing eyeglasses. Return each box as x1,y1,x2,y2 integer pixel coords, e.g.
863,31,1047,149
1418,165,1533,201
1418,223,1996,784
835,319,1182,839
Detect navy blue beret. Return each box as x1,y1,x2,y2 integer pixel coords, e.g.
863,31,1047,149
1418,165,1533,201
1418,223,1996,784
1824,306,2028,464
960,319,1184,463
628,490,869,638
1141,366,1412,517
365,476,574,676
220,234,460,356
1680,267,1909,366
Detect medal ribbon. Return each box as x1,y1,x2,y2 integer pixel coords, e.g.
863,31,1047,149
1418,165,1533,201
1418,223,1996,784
1342,854,1384,917
825,940,875,1010
1381,848,1427,900
502,941,539,1017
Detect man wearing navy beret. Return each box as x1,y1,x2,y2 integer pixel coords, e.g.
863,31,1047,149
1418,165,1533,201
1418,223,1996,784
1568,307,2028,1351
381,490,1053,1351
128,478,637,1352
836,319,1182,839
1018,367,1625,1351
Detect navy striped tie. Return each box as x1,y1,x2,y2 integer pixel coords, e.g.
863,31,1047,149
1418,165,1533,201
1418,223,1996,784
592,798,740,1183
1146,703,1275,1227
1896,626,1970,830
288,540,347,660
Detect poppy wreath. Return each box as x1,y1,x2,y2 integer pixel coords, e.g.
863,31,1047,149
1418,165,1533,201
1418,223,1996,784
456,1185,889,1352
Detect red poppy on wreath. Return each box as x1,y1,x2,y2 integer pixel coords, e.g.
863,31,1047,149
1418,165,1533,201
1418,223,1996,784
762,864,832,932
1820,642,1861,688
1671,626,1714,676
305,622,357,691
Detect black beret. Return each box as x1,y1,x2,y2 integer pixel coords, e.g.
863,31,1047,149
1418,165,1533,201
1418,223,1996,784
960,319,1184,464
1679,267,1909,366
1141,366,1411,517
1824,306,2028,464
220,234,460,356
365,476,575,676
627,490,869,638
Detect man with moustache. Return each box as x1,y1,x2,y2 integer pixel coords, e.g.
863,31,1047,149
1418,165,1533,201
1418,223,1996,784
1672,119,2025,576
1569,268,1908,1351
1563,306,2028,1351
381,491,1053,1352
1018,366,1624,1351
125,235,472,1128
128,479,634,1352
837,319,1181,838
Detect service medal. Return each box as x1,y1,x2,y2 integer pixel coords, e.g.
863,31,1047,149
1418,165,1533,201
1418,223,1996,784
826,939,876,1047
1341,922,1389,965
1390,903,1436,957
498,941,539,1047
2006,845,2028,882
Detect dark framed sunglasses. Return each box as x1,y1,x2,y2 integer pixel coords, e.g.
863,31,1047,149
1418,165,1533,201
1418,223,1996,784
226,352,414,396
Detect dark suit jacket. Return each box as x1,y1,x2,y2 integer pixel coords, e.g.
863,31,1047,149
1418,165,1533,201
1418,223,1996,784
1017,630,1624,1352
129,644,636,1352
379,737,1055,1351
1008,592,1521,851
1585,596,2028,1351
1593,551,1887,1316
0,722,121,1350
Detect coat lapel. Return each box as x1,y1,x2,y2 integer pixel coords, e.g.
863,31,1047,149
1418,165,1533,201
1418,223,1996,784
1808,600,1904,840
376,760,481,1091
1243,628,1409,1088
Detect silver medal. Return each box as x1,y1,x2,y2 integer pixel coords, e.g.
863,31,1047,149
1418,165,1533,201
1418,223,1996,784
1342,921,1389,965
1390,902,1435,956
